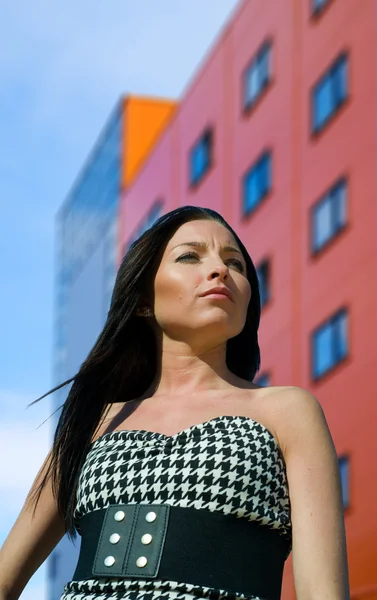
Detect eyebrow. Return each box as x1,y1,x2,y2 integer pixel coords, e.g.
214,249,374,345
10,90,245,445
171,241,243,256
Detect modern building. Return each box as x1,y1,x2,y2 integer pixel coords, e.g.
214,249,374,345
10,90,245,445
49,97,176,599
119,1,377,598
52,0,377,598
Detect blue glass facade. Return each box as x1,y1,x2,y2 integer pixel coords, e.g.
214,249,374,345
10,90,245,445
49,102,122,600
53,103,121,392
59,103,121,284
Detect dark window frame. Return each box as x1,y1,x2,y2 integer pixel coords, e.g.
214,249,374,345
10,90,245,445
311,52,349,135
189,127,214,188
242,39,273,114
242,149,273,217
311,176,348,255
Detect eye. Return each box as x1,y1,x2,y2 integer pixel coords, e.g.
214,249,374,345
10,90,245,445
176,252,245,273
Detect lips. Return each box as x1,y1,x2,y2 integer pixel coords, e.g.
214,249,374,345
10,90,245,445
201,287,234,302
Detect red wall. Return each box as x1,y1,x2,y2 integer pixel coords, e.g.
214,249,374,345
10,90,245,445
300,1,377,598
119,1,377,597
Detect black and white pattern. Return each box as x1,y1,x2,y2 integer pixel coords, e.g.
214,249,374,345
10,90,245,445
60,415,292,600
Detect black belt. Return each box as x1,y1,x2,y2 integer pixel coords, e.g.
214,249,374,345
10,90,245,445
73,503,290,600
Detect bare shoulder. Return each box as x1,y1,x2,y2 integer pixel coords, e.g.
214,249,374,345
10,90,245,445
259,385,327,459
267,384,324,414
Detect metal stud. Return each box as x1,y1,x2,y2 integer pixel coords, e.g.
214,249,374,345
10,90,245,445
136,556,148,567
145,511,157,522
109,533,120,544
141,533,152,544
114,510,125,522
104,556,115,567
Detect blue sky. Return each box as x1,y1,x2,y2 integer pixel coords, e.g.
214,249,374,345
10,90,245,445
0,1,240,598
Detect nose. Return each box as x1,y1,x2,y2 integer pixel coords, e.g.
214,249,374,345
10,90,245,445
207,262,229,281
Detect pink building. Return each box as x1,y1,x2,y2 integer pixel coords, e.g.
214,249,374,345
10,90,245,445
119,1,377,598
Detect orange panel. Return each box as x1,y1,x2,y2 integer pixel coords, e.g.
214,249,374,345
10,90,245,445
122,96,177,188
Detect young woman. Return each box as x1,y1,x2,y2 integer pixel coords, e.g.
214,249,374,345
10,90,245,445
0,206,350,600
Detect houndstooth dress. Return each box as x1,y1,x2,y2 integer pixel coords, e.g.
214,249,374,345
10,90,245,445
60,415,292,600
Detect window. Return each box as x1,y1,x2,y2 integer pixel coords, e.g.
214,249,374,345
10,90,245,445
243,151,272,215
189,128,213,186
243,41,272,111
339,456,350,509
256,259,271,308
311,178,347,253
312,53,348,133
312,0,331,15
312,308,348,379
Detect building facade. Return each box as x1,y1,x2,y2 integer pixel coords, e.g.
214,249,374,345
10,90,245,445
119,1,377,598
49,98,175,599
52,0,377,598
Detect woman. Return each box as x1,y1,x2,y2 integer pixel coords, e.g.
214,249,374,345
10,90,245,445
0,206,350,600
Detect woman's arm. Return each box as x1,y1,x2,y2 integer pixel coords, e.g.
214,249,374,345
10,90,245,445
0,451,66,600
279,386,350,600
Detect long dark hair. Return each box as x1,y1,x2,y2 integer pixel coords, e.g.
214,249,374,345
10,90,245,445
28,205,261,539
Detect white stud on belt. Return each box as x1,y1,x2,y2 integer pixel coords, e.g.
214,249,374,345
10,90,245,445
114,510,125,522
145,511,157,522
136,556,148,567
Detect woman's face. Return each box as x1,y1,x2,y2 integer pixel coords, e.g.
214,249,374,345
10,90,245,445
151,219,251,347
